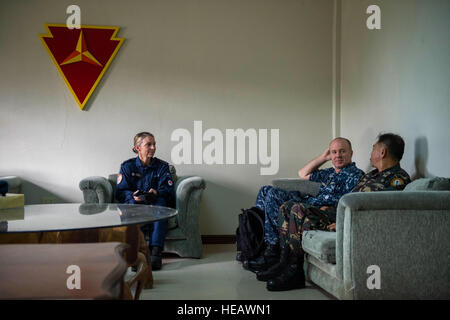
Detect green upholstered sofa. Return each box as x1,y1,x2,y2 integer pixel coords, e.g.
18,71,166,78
272,177,450,299
79,166,206,258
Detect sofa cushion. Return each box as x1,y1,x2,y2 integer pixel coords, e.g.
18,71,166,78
404,177,450,191
302,230,336,264
271,179,321,196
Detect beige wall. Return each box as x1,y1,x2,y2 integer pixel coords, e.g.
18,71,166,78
340,0,450,177
0,0,334,234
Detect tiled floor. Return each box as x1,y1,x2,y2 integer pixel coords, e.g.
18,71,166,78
130,244,331,300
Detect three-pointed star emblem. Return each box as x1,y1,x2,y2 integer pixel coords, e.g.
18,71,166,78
60,30,103,67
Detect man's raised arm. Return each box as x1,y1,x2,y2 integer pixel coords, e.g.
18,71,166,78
298,148,331,180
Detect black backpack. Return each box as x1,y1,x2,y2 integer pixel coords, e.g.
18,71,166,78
236,206,265,261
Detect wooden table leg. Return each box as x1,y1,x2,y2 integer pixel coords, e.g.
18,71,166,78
123,225,153,299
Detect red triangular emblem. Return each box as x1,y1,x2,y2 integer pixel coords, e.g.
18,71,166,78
39,24,124,110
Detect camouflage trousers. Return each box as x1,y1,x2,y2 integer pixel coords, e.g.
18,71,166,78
255,186,301,245
278,199,334,256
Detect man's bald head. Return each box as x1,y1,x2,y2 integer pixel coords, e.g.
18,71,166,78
330,137,352,152
329,137,353,171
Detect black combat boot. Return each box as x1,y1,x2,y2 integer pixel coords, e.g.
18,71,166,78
150,246,163,271
266,254,305,291
256,246,290,281
244,243,280,273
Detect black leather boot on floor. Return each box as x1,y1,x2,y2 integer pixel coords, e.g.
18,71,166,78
245,244,280,273
266,255,305,291
150,246,163,271
256,246,290,281
243,255,265,272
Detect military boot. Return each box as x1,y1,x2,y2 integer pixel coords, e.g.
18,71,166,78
244,244,280,273
150,246,163,271
256,246,290,281
266,254,305,291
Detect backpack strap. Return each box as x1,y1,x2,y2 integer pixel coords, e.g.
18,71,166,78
245,208,266,255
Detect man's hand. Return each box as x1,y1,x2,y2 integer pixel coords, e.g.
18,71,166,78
327,223,336,231
298,147,332,179
148,188,158,196
321,148,332,161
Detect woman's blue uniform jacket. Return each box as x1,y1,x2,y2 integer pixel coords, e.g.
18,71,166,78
116,156,175,208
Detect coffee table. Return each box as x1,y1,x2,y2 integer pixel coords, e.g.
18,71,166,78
0,203,177,233
0,203,177,299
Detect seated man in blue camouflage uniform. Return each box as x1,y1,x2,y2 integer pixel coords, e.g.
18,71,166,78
261,133,411,291
244,137,364,272
116,132,176,270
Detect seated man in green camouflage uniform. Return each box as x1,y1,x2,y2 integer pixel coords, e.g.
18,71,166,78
258,133,411,291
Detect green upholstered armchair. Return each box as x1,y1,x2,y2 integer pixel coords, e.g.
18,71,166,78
79,166,206,258
273,177,450,299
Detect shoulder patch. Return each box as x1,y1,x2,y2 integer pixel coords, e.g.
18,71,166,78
168,180,173,186
390,177,405,187
117,173,123,185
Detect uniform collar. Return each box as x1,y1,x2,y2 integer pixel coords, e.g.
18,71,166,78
335,162,356,173
135,156,158,169
344,162,356,170
371,163,401,175
381,163,401,173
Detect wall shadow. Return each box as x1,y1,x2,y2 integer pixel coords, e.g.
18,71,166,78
411,136,432,180
21,179,66,205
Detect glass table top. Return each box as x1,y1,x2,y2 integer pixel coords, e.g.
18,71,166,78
0,203,177,233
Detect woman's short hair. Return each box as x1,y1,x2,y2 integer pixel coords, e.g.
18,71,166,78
132,132,154,154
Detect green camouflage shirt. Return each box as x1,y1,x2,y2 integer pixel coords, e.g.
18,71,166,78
352,163,411,192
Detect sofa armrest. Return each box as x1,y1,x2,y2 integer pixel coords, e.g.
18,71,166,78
79,176,113,204
272,178,320,196
0,176,22,194
336,191,450,299
175,176,206,231
338,191,450,211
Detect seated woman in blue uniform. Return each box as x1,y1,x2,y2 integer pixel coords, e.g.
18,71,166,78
116,132,176,270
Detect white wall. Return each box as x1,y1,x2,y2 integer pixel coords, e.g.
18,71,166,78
0,0,334,234
340,0,450,177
